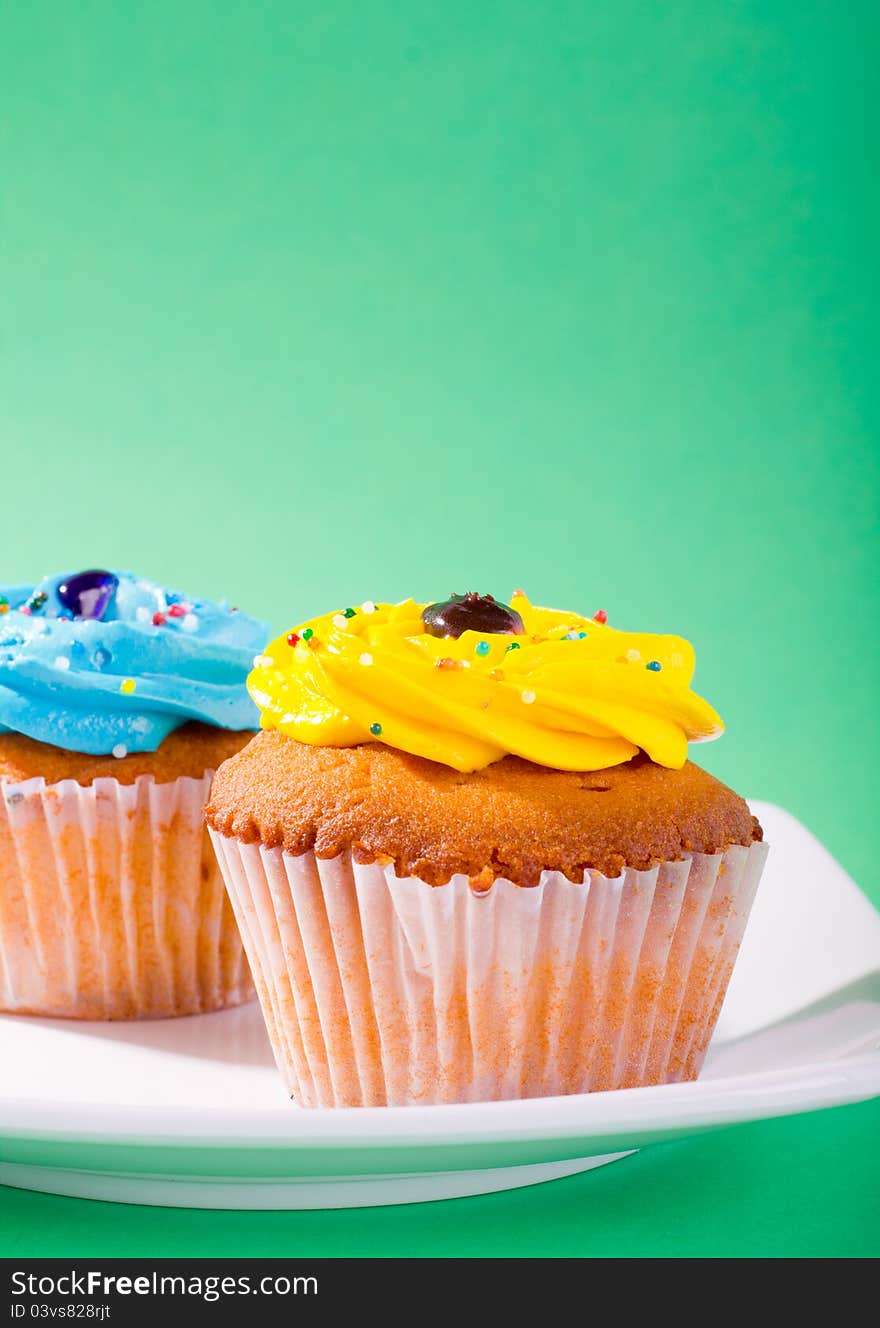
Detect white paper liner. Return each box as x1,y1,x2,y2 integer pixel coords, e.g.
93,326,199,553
0,773,253,1019
209,832,768,1107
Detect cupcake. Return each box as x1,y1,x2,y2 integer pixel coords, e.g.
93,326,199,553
206,591,767,1106
0,569,267,1019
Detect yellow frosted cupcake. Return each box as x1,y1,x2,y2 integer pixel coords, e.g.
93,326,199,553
208,592,766,1105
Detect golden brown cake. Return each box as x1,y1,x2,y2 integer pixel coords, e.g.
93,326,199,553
207,734,762,885
0,721,250,788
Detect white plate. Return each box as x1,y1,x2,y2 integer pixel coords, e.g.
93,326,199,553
1,801,878,1210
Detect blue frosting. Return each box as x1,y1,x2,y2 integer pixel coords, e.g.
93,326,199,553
0,572,268,755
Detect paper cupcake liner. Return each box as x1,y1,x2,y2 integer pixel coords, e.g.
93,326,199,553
209,832,768,1107
0,773,253,1019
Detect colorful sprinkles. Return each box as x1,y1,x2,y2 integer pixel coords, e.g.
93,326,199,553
369,721,383,736
593,609,608,624
120,678,136,694
521,689,536,704
475,640,490,657
646,660,662,671
137,596,200,631
286,631,300,647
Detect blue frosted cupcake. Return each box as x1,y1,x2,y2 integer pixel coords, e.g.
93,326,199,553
0,569,267,1019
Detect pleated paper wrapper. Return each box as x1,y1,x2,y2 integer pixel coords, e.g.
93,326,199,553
210,832,768,1107
0,773,253,1020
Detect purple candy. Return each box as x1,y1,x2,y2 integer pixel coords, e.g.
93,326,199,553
56,570,119,621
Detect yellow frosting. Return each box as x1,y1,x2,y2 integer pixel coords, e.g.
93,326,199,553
249,593,723,773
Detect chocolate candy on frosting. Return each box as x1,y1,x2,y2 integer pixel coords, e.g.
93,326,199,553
421,593,525,639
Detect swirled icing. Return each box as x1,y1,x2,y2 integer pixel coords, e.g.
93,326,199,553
0,572,267,754
248,593,723,772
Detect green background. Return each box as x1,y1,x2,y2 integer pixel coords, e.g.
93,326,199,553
1,1,877,1257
